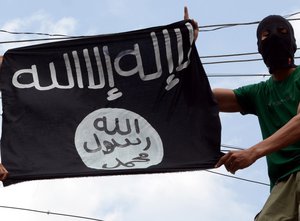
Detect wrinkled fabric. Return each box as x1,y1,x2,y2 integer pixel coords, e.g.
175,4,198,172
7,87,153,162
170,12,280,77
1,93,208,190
0,20,222,186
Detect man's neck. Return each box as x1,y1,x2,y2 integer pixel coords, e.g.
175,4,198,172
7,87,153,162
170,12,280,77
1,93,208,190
272,67,296,81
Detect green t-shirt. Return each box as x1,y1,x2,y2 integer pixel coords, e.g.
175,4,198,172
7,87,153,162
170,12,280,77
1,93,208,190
233,66,300,189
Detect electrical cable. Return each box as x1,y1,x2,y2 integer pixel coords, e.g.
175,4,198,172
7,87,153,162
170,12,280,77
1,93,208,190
0,11,298,43
284,11,300,18
199,18,300,32
199,13,300,32
221,144,245,150
201,51,259,59
0,38,299,66
205,170,270,186
207,73,270,77
203,57,262,65
0,205,104,221
200,48,300,59
1,40,299,67
0,36,83,44
202,56,300,65
2,11,297,36
0,29,70,37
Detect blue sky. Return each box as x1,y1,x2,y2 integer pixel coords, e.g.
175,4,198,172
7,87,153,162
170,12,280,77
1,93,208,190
0,0,299,221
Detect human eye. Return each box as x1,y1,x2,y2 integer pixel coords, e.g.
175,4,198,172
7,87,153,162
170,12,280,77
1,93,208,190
278,27,288,34
261,30,269,40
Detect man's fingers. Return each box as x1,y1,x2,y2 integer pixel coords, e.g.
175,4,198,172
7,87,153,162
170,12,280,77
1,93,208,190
215,152,238,174
226,160,237,174
0,173,7,181
183,7,199,41
215,152,232,168
0,164,8,181
184,6,189,20
193,20,199,29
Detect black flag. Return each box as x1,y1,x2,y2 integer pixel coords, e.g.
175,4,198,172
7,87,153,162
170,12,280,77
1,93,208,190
0,20,222,186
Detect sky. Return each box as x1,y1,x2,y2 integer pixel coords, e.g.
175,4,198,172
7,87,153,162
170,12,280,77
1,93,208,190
0,0,299,221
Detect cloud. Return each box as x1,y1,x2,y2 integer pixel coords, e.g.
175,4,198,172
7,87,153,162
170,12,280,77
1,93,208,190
0,171,258,221
0,11,77,54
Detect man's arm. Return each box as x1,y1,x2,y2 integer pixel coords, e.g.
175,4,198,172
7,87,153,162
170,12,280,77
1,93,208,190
213,88,243,112
216,104,300,174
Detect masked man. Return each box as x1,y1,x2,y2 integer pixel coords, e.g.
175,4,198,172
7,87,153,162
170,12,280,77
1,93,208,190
185,7,300,220
214,14,300,221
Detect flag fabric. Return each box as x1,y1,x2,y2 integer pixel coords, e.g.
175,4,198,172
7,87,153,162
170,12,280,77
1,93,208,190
0,20,222,186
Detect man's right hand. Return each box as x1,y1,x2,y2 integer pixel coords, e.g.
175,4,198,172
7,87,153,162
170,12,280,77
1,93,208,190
184,6,199,42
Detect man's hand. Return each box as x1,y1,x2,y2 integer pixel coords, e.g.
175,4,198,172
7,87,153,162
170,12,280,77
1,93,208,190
215,149,257,174
0,163,8,181
184,6,199,41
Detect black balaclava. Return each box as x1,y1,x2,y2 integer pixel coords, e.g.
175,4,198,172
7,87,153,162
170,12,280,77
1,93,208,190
257,15,297,74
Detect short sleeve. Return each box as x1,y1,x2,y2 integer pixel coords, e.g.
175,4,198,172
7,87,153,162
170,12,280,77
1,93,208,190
233,84,260,115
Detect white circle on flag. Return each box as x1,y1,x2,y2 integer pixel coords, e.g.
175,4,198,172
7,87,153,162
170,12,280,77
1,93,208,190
74,108,164,170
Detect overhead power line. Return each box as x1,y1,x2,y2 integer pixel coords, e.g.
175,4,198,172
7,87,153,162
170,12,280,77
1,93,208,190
0,37,82,44
207,73,270,78
201,51,259,59
200,48,300,59
202,55,300,65
200,48,299,65
203,57,262,65
1,12,298,36
205,170,270,186
284,11,300,18
0,29,70,37
199,17,300,32
0,12,298,72
199,11,300,32
0,205,104,221
0,11,298,43
0,38,299,66
199,21,259,32
221,144,245,150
